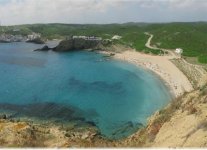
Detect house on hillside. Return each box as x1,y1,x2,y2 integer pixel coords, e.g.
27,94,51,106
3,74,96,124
27,32,41,41
112,35,122,40
72,36,102,41
13,28,20,32
175,48,183,54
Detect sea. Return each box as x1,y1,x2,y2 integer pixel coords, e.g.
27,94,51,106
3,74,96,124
0,41,172,139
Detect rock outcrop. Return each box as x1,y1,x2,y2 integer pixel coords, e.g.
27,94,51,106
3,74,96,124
34,45,51,51
0,118,102,147
34,38,114,52
147,88,207,147
53,38,102,52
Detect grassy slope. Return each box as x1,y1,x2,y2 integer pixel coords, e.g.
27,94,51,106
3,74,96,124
147,23,207,63
0,22,207,63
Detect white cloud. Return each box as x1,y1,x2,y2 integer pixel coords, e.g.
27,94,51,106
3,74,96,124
0,0,207,25
0,0,121,25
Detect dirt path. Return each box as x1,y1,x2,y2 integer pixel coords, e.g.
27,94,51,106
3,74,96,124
144,32,207,87
145,32,178,58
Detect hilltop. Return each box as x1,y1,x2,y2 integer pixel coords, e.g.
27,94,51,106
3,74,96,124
0,22,207,64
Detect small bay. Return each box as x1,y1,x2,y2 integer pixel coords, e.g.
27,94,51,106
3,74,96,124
0,42,172,139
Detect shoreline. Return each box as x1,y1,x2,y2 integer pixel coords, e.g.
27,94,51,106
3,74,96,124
113,50,193,98
100,48,194,98
0,44,203,147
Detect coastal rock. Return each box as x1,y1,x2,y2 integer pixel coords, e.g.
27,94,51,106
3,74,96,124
110,121,143,139
0,114,7,119
53,38,102,52
0,40,11,43
27,38,45,44
53,39,73,51
34,45,51,51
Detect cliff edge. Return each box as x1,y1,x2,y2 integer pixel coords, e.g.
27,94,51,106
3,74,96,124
118,76,207,147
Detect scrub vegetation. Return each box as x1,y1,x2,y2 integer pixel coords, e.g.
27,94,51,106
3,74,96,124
0,22,207,63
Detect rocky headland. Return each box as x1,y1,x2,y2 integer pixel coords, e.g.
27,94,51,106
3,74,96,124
54,38,102,51
34,37,111,52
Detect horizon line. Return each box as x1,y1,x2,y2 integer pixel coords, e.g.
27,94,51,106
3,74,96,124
0,21,207,27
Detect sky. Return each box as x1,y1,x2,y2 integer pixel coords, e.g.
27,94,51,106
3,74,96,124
0,0,207,25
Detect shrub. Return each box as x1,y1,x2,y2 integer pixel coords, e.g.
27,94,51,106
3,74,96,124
187,105,198,114
198,55,207,64
200,84,207,96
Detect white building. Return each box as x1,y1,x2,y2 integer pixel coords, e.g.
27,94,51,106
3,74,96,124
72,36,102,41
13,28,20,32
112,35,122,40
27,32,41,41
72,36,87,39
175,48,183,54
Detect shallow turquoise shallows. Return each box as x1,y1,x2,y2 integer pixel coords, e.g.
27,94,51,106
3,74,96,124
0,42,172,139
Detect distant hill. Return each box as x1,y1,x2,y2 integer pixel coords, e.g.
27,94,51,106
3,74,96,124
0,22,207,63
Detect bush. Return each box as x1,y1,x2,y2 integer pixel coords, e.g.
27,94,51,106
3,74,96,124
200,84,207,96
198,55,207,64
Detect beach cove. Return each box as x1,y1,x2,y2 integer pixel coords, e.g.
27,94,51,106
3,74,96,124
113,49,193,98
0,42,173,140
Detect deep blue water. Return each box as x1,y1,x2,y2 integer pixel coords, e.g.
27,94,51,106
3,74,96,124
0,42,172,139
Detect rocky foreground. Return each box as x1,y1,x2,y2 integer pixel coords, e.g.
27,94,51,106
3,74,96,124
0,117,112,147
0,77,206,148
146,77,207,147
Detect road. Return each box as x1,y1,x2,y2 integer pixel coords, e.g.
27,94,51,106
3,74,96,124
144,32,178,58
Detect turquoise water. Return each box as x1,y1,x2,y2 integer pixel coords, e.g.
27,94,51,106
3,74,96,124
0,42,172,139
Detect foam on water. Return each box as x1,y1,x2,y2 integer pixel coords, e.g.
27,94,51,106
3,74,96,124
0,42,172,139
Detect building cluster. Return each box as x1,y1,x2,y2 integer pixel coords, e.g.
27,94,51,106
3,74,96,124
112,35,122,40
0,34,27,42
27,32,41,41
0,32,41,43
72,35,102,41
175,48,183,54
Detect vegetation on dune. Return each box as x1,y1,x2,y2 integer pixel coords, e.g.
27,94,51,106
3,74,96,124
198,55,207,64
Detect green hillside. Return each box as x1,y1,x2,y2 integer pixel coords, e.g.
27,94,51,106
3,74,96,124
0,22,207,63
148,22,207,63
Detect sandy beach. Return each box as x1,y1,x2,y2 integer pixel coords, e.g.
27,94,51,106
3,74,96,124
112,49,194,98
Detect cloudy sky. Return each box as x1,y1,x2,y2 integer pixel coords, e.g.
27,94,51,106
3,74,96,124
0,0,207,25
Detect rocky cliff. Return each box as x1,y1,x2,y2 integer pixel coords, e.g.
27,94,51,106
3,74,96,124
117,76,207,147
147,80,207,147
35,38,112,52
53,38,102,52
